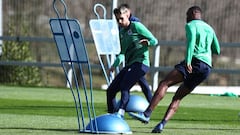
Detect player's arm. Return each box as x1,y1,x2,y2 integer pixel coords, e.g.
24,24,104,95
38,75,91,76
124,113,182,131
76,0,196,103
112,54,125,68
109,54,124,72
110,29,126,70
185,24,196,73
185,24,196,65
135,22,158,46
211,32,220,55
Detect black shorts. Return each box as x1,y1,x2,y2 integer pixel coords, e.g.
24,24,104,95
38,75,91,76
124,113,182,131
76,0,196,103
175,58,211,90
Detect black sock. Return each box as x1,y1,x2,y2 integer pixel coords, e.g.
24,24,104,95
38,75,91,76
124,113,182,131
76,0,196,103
143,108,152,117
161,119,167,126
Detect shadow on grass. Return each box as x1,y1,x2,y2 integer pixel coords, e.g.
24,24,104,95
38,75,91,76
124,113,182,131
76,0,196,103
0,105,75,109
132,127,240,134
171,119,240,122
0,127,78,133
168,127,240,131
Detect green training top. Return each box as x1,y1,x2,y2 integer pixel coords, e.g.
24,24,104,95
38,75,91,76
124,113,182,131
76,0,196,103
185,20,220,67
112,22,158,67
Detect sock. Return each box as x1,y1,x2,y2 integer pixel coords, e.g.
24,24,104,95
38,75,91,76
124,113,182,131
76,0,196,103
161,119,167,127
118,108,125,116
144,108,152,117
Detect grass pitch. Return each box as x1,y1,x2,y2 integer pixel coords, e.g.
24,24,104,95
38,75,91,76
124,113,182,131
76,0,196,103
0,85,239,135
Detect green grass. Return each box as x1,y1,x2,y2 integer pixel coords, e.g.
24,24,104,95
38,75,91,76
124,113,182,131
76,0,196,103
0,85,239,135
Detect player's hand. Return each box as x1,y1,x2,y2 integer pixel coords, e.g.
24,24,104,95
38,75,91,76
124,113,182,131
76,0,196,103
139,39,149,46
186,64,192,73
108,66,115,73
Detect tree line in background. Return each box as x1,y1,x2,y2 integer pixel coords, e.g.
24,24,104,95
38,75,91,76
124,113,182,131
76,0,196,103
0,23,41,86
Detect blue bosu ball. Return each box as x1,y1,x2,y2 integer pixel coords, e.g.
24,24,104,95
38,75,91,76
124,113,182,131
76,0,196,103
86,113,132,134
116,95,149,112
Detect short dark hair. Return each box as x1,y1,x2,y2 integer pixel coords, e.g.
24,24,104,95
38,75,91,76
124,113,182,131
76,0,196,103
117,3,130,14
113,8,121,15
114,4,129,15
187,6,202,15
118,3,130,9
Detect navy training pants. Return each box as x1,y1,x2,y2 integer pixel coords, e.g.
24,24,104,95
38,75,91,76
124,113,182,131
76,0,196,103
107,62,150,113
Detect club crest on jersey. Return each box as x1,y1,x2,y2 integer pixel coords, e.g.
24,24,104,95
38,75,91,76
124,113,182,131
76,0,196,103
128,29,133,35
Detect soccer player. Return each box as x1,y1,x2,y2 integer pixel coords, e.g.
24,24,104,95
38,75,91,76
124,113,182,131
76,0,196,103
117,3,153,103
106,7,158,118
129,6,221,133
118,3,140,22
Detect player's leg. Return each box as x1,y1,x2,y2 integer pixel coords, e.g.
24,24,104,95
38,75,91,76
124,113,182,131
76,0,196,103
129,68,184,123
117,62,149,116
138,76,152,103
164,84,191,121
161,58,211,118
106,68,126,113
148,69,183,111
152,59,211,133
151,84,191,133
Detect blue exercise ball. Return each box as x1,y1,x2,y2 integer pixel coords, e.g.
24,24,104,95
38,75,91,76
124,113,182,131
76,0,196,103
116,95,149,112
86,113,132,134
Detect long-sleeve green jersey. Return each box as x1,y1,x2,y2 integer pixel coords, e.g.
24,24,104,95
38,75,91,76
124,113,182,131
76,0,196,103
112,22,158,67
185,20,220,67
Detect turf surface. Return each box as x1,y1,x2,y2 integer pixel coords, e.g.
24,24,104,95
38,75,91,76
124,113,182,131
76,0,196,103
0,85,239,135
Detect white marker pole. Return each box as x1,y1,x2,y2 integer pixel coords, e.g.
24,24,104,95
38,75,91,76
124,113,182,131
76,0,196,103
0,0,3,56
152,46,160,91
112,0,118,19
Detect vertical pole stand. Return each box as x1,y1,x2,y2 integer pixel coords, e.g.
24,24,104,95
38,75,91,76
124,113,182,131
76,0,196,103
50,1,131,134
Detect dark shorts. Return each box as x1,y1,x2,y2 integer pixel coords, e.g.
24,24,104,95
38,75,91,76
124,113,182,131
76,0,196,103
175,58,211,90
